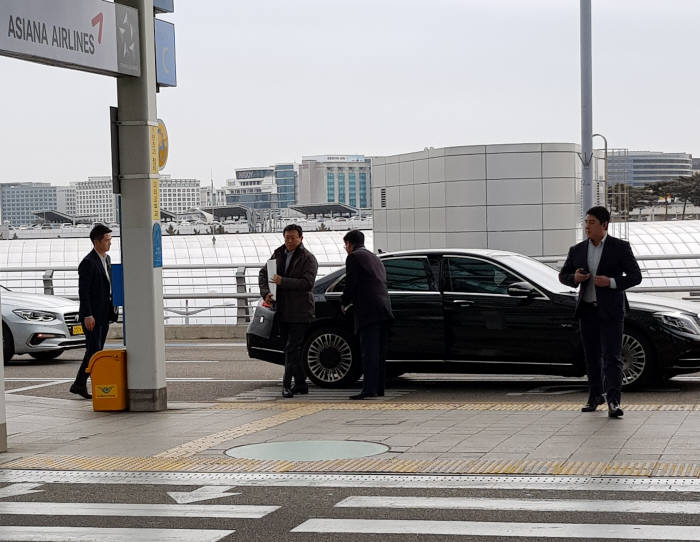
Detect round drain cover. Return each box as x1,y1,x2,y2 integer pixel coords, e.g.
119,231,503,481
225,440,389,461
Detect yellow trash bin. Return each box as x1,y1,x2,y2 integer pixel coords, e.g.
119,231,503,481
85,349,127,411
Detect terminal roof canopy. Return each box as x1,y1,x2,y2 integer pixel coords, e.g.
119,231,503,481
291,203,358,217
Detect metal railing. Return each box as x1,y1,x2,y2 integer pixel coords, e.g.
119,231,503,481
2,255,700,325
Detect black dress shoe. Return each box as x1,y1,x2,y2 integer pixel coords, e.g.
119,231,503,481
69,383,92,400
291,385,309,395
282,387,294,398
350,392,377,400
581,395,605,412
608,402,624,418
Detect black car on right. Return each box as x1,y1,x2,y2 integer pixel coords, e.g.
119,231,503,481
247,249,700,389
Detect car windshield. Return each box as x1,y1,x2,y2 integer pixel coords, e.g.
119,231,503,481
497,254,576,295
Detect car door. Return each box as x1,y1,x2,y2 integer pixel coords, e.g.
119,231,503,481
381,256,445,362
442,255,577,364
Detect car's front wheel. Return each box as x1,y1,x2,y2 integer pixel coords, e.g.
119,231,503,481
621,327,656,389
29,349,64,361
303,326,359,387
2,323,13,364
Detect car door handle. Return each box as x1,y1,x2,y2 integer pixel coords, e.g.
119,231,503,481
451,299,473,306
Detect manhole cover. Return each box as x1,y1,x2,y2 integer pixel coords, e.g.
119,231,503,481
224,440,389,461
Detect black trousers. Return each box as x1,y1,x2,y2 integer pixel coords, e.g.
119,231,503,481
280,321,307,389
74,322,109,387
359,322,387,396
579,303,624,404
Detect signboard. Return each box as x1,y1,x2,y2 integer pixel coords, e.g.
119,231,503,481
111,263,124,306
149,125,159,174
152,224,162,268
154,18,176,87
157,119,168,171
151,179,160,220
0,0,140,77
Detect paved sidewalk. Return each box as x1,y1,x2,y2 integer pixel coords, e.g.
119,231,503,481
3,393,700,477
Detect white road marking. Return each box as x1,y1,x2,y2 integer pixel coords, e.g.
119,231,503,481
292,518,700,539
166,360,219,363
0,501,278,519
4,471,700,492
336,495,700,514
167,485,240,504
0,483,44,499
0,526,233,542
5,381,69,393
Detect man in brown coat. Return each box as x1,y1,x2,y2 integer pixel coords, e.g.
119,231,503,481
259,224,318,398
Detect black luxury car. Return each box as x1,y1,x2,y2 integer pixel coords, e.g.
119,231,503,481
247,249,700,389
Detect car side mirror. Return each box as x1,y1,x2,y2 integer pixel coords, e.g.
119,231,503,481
507,281,537,298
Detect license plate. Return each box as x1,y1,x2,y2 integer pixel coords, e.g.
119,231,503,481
71,325,84,336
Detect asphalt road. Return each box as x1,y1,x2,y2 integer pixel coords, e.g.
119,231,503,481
5,340,700,405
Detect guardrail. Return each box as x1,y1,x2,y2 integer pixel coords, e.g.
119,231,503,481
2,254,699,324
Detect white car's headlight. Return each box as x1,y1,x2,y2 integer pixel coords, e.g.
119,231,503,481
654,311,700,336
13,309,57,322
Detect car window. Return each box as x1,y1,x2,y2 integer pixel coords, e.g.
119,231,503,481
446,257,520,295
383,258,435,291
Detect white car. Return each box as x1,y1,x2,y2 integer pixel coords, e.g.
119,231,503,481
1,286,85,363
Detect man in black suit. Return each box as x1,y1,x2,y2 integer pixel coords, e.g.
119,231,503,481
341,230,393,400
559,206,642,418
259,224,318,398
70,224,118,399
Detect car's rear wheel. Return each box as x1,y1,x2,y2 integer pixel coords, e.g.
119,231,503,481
303,326,359,388
2,323,14,364
621,327,656,389
29,349,64,361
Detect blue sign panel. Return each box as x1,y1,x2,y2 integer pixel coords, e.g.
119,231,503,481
154,0,175,13
152,223,163,268
112,263,124,307
154,19,176,87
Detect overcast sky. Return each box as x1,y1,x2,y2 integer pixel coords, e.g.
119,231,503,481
2,0,698,186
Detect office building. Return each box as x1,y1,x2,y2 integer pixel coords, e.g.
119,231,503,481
298,155,371,208
74,177,117,224
275,163,297,208
608,150,692,186
225,168,278,209
158,176,200,214
56,185,76,217
200,186,227,208
0,182,57,226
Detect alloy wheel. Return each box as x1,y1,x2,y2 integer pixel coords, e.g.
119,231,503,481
306,331,354,384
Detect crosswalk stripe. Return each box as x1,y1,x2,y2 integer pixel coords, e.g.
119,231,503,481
336,495,700,514
292,519,700,539
0,502,279,518
0,526,234,542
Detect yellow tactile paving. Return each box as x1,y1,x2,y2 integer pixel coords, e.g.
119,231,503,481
6,453,700,478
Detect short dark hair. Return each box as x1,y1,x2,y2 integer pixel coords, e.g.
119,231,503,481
586,206,611,226
343,229,365,247
90,223,112,243
283,224,303,237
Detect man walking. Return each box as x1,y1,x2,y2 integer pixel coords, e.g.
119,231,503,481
259,224,318,398
341,230,393,400
559,206,641,418
70,224,118,399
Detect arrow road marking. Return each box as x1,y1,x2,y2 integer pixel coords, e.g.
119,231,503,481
167,486,240,504
0,483,44,500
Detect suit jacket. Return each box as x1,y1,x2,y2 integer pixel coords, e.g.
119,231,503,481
341,246,393,333
559,234,642,320
259,243,318,323
78,249,117,326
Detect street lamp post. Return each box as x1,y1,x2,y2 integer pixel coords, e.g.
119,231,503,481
593,133,608,207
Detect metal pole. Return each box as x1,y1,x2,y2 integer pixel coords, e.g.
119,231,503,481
593,133,608,207
580,0,593,214
116,0,167,411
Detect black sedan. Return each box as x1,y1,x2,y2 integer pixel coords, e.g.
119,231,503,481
247,249,700,389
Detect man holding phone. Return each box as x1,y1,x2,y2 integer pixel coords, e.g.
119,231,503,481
559,206,641,418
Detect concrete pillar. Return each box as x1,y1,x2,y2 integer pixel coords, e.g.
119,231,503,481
116,0,167,411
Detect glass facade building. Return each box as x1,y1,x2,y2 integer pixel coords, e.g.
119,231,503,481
608,151,693,187
300,155,372,209
275,164,297,208
0,182,57,226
